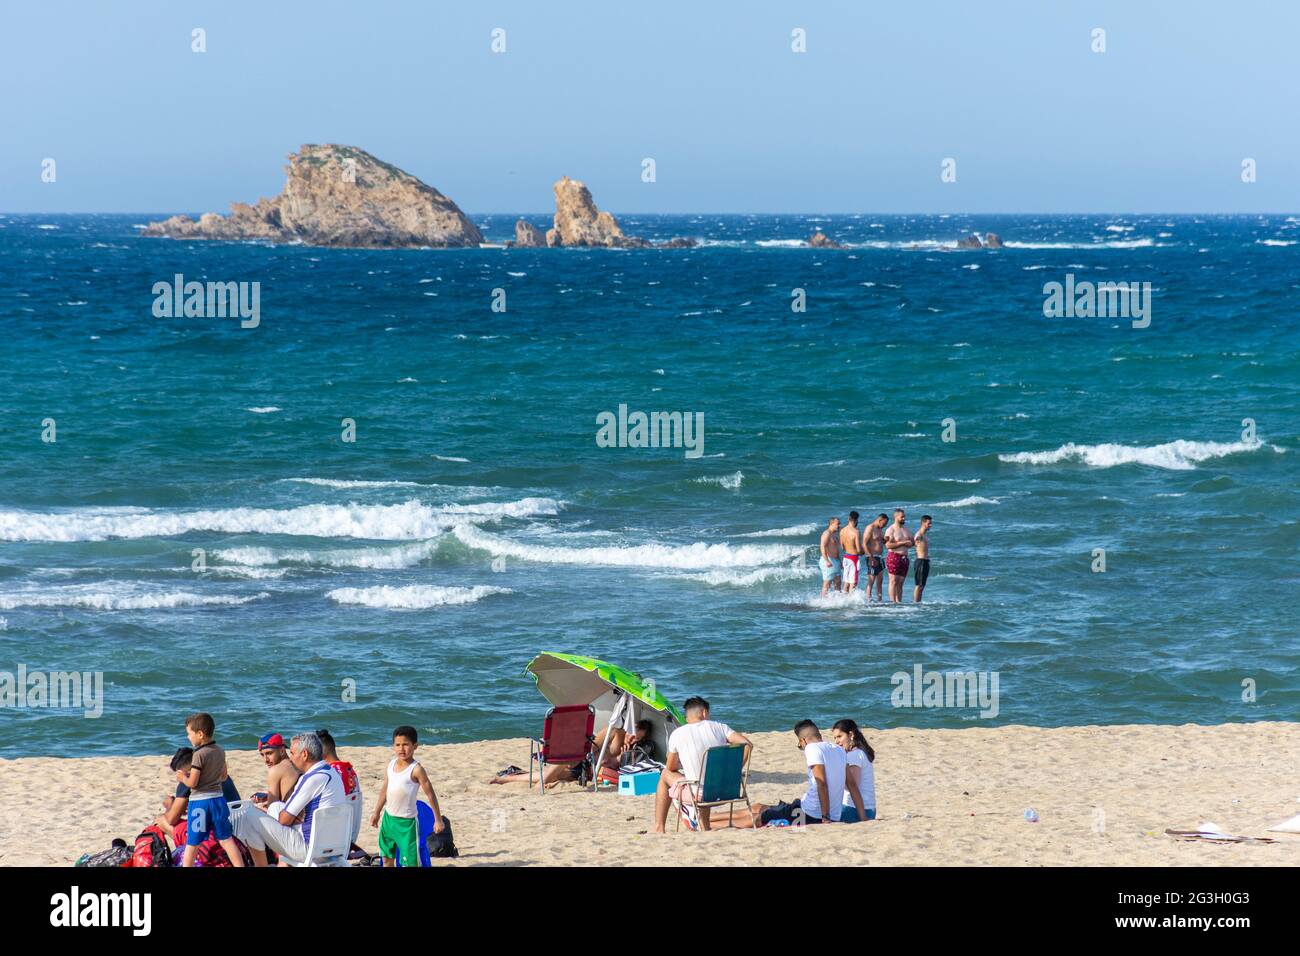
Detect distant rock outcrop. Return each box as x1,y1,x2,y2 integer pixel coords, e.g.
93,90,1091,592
545,176,695,249
514,219,547,247
807,231,844,249
143,144,483,248
956,232,1003,250
550,176,634,247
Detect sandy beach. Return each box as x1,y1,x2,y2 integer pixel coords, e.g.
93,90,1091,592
3,721,1298,867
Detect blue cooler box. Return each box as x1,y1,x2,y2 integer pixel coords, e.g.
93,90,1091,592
618,769,661,796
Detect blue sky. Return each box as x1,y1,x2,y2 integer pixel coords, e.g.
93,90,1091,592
3,0,1297,213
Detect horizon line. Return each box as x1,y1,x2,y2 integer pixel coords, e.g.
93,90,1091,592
5,210,1300,218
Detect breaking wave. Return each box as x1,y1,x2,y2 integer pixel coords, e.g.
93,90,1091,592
998,439,1282,471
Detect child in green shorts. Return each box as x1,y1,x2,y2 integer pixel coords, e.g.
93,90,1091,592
370,724,444,867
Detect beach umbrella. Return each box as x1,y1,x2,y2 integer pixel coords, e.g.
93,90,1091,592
523,652,684,768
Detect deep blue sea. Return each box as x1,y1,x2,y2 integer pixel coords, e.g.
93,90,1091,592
0,212,1296,757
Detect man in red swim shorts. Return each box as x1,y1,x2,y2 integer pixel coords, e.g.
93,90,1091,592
883,508,915,604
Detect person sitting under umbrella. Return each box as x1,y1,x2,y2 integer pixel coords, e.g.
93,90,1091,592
487,720,653,786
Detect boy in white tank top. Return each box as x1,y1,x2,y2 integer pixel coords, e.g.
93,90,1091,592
369,725,445,867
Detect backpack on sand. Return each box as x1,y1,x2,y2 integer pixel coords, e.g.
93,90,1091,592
428,814,459,859
132,824,173,868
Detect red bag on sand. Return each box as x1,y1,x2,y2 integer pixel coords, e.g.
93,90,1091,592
132,825,173,867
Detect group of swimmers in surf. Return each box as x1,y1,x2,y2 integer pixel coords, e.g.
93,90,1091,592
819,509,932,603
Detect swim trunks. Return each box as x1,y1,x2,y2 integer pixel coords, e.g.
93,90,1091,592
378,809,422,866
867,555,884,576
886,552,909,577
913,558,931,587
820,556,841,582
186,796,233,846
841,554,859,586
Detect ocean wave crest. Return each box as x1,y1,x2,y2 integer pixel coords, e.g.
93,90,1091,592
998,439,1281,471
452,524,800,569
0,498,561,542
326,584,511,609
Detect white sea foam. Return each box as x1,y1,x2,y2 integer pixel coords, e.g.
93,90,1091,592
1003,238,1155,249
0,497,561,542
998,439,1281,471
246,406,281,414
737,523,818,538
326,584,511,609
284,478,430,490
433,454,470,463
679,566,813,587
937,478,981,484
693,471,744,490
216,538,442,570
452,524,800,569
930,495,1001,508
0,585,269,610
1256,239,1297,246
208,565,289,579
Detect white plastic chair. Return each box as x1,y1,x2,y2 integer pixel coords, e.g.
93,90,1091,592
295,804,352,867
344,789,363,846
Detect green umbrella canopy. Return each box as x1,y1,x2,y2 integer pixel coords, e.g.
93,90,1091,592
524,652,686,724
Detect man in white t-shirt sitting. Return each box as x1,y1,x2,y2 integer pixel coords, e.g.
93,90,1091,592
653,696,752,833
229,732,347,865
722,719,846,827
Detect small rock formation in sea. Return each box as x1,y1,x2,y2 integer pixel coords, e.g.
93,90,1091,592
143,144,483,248
514,219,547,247
807,231,844,249
545,176,695,249
955,232,1004,249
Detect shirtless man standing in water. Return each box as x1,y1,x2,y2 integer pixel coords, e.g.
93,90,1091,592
884,509,914,604
819,517,842,596
912,515,933,603
839,511,862,593
863,513,888,602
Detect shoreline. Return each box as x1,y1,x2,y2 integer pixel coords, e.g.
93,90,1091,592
4,721,1298,867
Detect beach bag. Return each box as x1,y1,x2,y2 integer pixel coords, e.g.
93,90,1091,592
79,844,134,867
132,825,173,868
428,815,459,859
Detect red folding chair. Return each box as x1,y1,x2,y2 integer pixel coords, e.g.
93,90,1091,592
529,704,596,793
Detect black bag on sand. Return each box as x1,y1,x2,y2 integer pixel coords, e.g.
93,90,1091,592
428,815,459,859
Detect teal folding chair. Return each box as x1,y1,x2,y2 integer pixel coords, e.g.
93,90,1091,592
676,743,751,831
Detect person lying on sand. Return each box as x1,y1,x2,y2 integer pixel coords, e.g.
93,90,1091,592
653,697,751,833
716,720,845,828
487,720,653,786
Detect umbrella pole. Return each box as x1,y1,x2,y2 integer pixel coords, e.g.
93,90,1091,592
592,693,625,791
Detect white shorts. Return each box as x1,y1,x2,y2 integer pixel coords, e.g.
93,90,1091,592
841,554,859,587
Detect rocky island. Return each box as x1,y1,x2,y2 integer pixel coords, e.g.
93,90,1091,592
142,144,484,248
807,231,845,249
512,176,695,249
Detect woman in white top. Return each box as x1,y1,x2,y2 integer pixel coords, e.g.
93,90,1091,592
831,719,876,822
